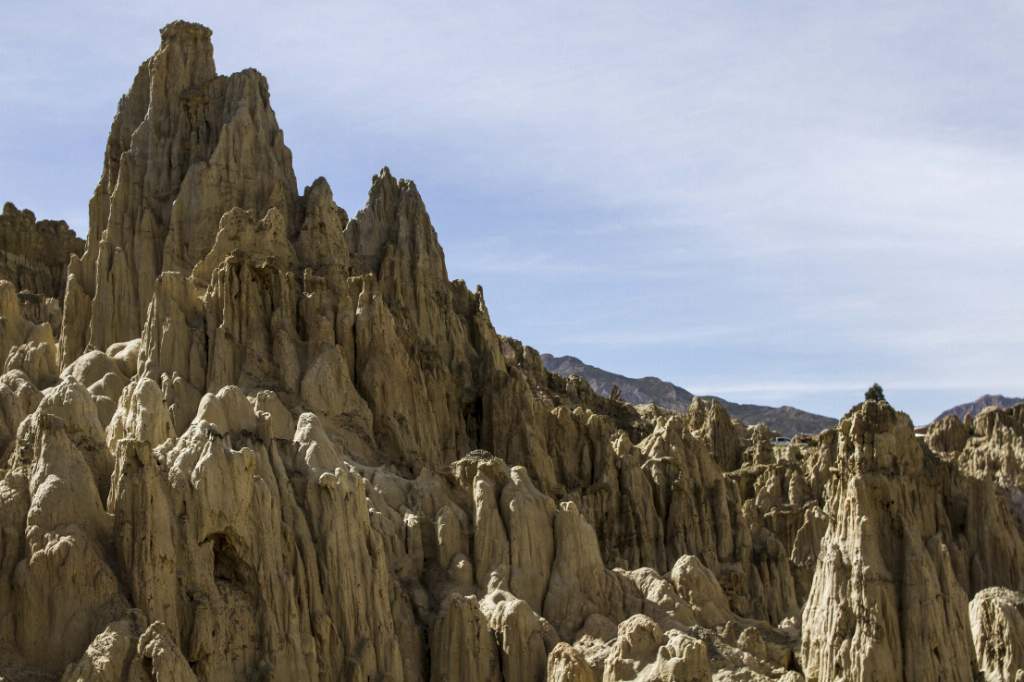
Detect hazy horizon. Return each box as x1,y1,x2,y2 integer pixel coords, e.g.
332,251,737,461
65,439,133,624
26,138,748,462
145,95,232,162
3,1,1022,424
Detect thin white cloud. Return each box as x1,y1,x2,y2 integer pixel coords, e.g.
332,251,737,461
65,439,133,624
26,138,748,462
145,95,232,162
2,1,1022,426
551,325,744,347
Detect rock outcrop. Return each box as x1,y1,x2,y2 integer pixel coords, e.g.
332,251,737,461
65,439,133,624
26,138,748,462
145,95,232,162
0,202,84,333
2,19,1024,682
0,202,83,301
60,20,297,366
971,587,1024,681
803,403,980,680
0,280,59,391
928,404,1024,490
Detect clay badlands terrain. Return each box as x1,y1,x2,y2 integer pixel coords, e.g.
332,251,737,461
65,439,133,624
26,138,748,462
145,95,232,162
3,21,1024,682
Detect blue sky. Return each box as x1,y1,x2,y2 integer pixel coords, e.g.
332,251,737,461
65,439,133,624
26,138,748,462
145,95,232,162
3,1,1023,424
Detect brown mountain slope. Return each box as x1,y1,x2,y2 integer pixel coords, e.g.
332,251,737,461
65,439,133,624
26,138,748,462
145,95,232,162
543,353,836,437
935,394,1023,422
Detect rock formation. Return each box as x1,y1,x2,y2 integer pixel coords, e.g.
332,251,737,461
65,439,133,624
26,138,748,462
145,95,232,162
0,202,84,332
0,202,83,300
59,20,297,367
1,19,1024,682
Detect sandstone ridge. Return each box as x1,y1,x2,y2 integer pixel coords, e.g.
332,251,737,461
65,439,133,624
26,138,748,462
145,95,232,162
1,20,1023,682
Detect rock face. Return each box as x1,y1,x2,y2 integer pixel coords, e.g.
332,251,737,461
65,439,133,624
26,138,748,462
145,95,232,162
928,403,1024,488
0,202,83,301
802,403,986,680
60,20,297,366
0,202,84,332
971,588,1024,681
2,19,1024,682
542,353,837,437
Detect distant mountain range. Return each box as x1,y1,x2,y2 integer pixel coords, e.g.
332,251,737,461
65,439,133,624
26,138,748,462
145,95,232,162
542,354,837,437
935,394,1023,422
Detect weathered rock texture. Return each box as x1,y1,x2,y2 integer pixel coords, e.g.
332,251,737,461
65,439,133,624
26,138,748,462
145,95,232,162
0,202,83,300
2,20,1024,682
0,202,84,333
59,20,297,366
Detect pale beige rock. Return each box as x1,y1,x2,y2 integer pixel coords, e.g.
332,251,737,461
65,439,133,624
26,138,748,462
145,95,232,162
3,339,58,388
107,377,175,450
107,338,142,374
60,347,133,425
430,593,501,682
16,290,63,336
1,280,57,376
943,405,1024,489
501,465,556,613
601,615,711,682
136,621,199,682
60,613,146,682
926,413,971,454
543,501,644,639
432,503,466,570
670,555,733,628
0,201,84,301
548,642,598,682
0,369,42,457
800,401,985,682
7,18,1024,682
60,21,298,364
480,589,554,682
473,466,512,590
971,587,1024,682
248,389,294,440
0,400,126,675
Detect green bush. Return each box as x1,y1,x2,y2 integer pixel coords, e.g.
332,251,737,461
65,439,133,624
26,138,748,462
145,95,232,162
865,383,885,402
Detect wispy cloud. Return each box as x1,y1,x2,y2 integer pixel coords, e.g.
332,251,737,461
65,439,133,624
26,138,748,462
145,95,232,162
2,1,1022,425
550,325,744,348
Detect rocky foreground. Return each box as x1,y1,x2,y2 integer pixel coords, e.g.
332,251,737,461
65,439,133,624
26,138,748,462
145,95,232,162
2,21,1024,682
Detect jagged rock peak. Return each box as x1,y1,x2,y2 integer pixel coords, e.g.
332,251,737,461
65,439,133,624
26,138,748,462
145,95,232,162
346,166,440,277
61,19,298,365
154,19,216,85
159,18,213,42
800,398,1024,681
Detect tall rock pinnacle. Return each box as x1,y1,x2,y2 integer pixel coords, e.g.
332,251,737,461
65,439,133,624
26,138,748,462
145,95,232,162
61,20,298,365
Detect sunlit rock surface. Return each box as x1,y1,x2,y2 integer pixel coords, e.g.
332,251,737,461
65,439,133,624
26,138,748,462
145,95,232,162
2,20,1024,682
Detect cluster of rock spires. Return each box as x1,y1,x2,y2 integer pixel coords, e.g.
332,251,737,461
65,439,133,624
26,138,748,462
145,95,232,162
2,20,1024,682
